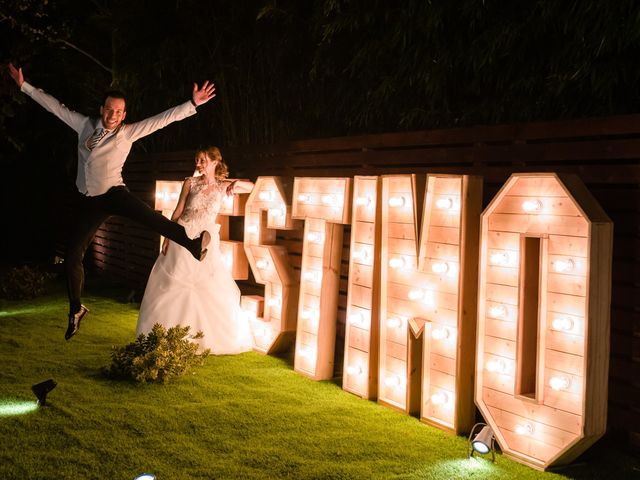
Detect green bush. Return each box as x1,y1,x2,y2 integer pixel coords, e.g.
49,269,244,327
0,265,52,300
104,323,210,383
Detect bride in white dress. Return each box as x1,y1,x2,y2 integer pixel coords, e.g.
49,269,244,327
136,146,254,354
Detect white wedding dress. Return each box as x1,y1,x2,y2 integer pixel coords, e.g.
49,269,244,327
136,176,252,354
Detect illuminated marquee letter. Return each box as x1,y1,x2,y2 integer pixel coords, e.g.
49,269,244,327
292,177,352,380
476,173,612,470
379,174,482,430
244,177,301,353
418,174,482,433
343,176,382,399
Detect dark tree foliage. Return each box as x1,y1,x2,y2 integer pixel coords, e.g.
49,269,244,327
304,0,640,133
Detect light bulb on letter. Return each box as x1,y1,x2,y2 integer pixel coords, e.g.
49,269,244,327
348,312,365,327
549,375,571,391
303,270,321,283
355,196,372,207
486,359,506,374
488,304,508,320
551,316,574,332
522,199,543,212
388,196,405,207
408,289,424,301
490,251,510,266
384,375,402,387
388,256,407,269
297,193,311,203
346,365,363,376
430,391,449,405
256,258,271,270
306,231,324,244
435,197,453,210
431,262,449,274
431,327,450,340
515,424,534,436
554,258,575,273
386,316,404,329
246,224,258,234
258,191,274,201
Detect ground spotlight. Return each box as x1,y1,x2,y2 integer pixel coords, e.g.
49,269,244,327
31,379,57,406
134,474,156,480
467,422,495,462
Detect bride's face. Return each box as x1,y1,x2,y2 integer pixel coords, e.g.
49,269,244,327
195,153,219,175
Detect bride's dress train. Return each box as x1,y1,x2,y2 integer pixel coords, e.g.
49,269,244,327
136,177,252,354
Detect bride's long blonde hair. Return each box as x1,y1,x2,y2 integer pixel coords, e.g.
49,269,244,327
195,146,229,180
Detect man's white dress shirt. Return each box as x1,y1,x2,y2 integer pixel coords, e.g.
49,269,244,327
21,82,197,196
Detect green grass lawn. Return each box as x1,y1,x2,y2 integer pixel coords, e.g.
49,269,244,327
0,279,638,479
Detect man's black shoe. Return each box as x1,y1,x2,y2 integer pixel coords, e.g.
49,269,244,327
65,305,89,340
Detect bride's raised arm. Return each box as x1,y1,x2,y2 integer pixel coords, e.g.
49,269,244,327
225,179,254,196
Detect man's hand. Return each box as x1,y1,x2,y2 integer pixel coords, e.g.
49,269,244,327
8,63,24,87
192,80,216,106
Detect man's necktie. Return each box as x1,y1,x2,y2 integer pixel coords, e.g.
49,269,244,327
86,128,108,150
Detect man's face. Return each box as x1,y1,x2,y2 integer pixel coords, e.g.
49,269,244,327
100,97,126,130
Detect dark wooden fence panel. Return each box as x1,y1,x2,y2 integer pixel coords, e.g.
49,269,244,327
85,115,640,446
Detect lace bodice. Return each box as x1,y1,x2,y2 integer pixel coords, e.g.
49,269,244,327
179,176,225,238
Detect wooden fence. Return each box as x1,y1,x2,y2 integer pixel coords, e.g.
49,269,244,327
87,114,639,447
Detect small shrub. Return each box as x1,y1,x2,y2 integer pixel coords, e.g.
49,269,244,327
104,323,210,383
0,265,52,300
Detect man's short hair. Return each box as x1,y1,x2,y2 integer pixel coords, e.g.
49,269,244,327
102,90,127,107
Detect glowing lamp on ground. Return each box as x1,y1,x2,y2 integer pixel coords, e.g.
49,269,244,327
467,423,496,461
430,391,449,406
431,327,450,341
31,379,57,406
388,196,406,208
134,474,156,480
431,261,449,274
522,199,543,212
258,190,275,202
486,359,507,374
551,315,574,332
436,197,454,210
346,365,364,376
488,304,508,320
549,375,571,391
515,424,534,436
388,256,408,269
554,258,575,273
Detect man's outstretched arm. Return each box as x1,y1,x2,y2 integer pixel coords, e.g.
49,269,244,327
123,80,217,142
7,63,87,132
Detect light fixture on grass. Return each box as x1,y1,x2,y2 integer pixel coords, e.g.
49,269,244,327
134,474,156,480
31,379,57,406
467,422,495,462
